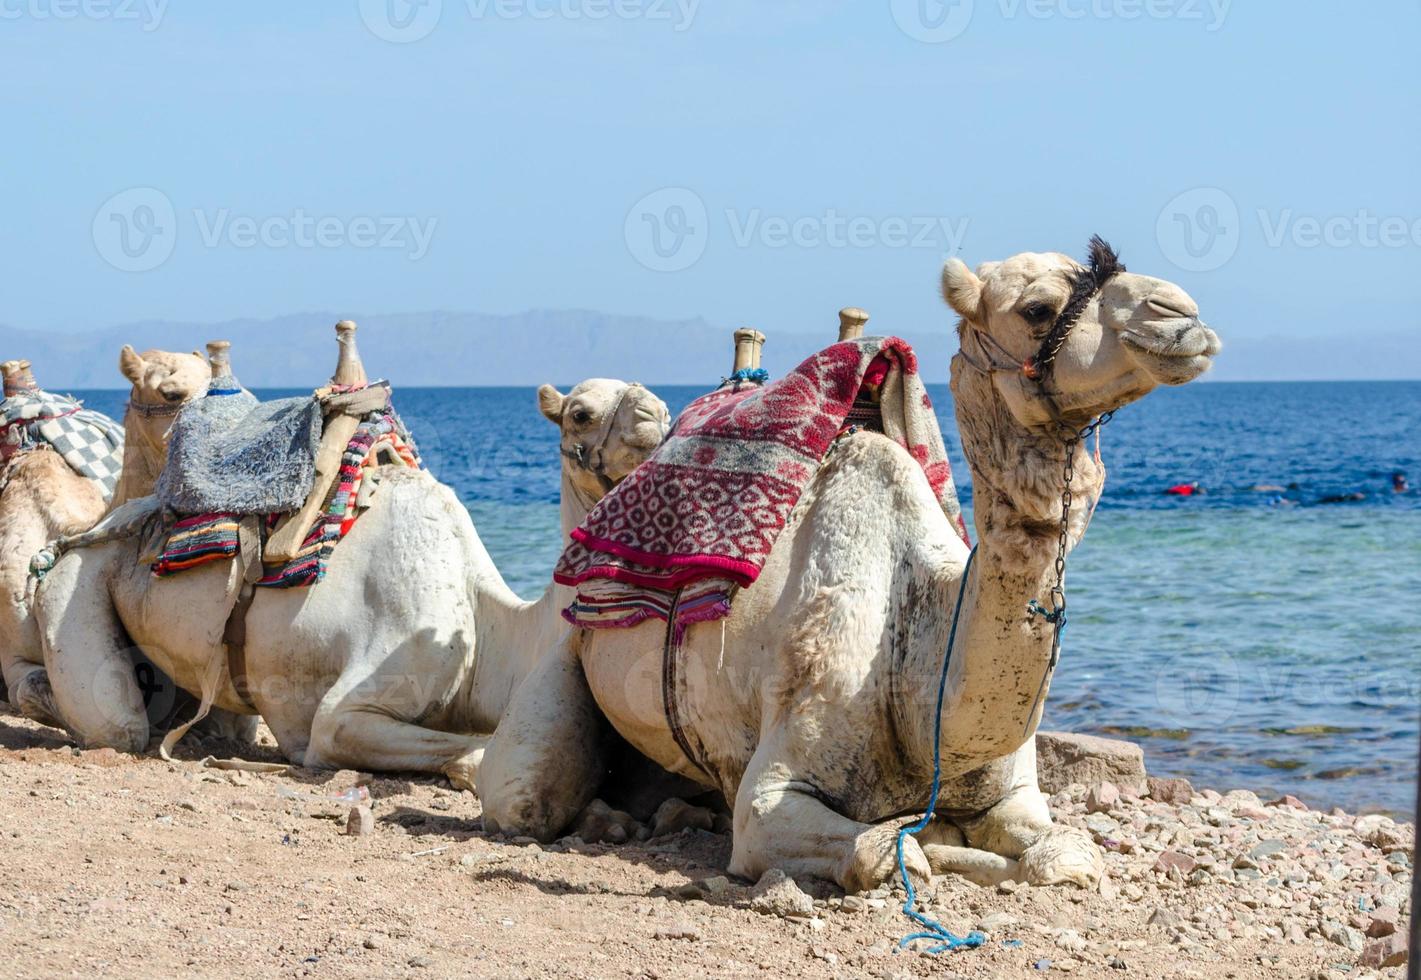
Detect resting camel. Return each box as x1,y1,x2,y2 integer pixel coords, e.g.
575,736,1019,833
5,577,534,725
0,350,209,725
475,240,1222,893
35,324,671,787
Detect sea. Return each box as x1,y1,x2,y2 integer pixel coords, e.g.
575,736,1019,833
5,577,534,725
75,380,1421,815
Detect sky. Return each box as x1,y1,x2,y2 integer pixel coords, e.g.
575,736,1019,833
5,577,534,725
2,1,1418,379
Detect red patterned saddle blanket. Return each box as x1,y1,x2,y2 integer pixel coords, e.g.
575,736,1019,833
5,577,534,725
555,336,969,636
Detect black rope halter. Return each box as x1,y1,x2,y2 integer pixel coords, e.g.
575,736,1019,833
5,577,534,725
956,235,1127,404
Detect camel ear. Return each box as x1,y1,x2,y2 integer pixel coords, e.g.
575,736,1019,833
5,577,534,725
941,258,983,321
119,345,146,385
537,384,565,425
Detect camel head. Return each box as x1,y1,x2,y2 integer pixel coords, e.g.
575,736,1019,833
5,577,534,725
119,345,210,416
942,237,1221,430
109,345,209,507
538,379,670,501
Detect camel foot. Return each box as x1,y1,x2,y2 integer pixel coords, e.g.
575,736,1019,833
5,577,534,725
650,797,714,838
442,747,484,793
842,823,930,895
570,799,644,844
1018,826,1103,889
12,670,64,730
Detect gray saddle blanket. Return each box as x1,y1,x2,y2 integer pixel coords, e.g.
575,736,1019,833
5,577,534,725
155,394,323,516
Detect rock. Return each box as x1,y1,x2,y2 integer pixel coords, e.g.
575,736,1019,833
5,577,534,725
1036,732,1146,795
345,805,374,836
1367,905,1399,937
1249,839,1286,861
700,875,731,896
1147,907,1182,930
1055,929,1087,952
749,869,815,918
1360,932,1408,968
1147,777,1195,806
1318,919,1363,952
1153,851,1197,876
1268,794,1308,811
841,895,866,913
1086,782,1121,813
362,935,384,950
571,799,641,845
650,798,714,838
977,911,1019,933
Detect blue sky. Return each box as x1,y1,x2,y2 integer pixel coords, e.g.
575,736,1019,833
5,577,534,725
2,1,1417,378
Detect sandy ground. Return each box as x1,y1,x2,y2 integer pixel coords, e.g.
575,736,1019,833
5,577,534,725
0,709,1411,979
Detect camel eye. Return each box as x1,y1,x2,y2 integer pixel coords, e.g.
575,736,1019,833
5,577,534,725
162,390,185,403
571,409,592,426
1020,303,1055,326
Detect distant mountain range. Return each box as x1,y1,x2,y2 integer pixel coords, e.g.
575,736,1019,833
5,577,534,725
0,311,1411,388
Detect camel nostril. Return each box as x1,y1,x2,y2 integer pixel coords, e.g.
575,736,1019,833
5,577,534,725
1147,297,1195,319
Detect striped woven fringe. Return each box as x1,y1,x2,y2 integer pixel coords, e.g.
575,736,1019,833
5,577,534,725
563,578,734,641
150,513,243,576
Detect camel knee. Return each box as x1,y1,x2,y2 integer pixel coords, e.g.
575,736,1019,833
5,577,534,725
8,664,64,729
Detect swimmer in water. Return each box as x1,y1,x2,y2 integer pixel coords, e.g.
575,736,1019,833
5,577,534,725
1166,481,1204,496
1394,471,1409,493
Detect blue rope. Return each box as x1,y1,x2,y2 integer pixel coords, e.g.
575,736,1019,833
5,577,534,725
727,368,769,385
895,544,987,955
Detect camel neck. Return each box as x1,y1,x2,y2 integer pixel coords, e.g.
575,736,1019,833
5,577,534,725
458,466,588,729
908,360,1105,773
110,410,171,508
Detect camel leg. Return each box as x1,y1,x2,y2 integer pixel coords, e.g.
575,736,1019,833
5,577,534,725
916,820,1021,886
951,759,1103,889
4,660,63,729
35,551,149,753
307,701,489,790
476,635,607,841
730,731,931,893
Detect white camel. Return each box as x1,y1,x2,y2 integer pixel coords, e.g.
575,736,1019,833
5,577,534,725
34,325,670,787
475,240,1222,893
0,349,209,725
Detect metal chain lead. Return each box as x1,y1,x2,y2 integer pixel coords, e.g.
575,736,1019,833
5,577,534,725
1028,410,1115,672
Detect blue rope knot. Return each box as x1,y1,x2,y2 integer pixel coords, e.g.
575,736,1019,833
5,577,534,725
1026,598,1067,627
727,368,770,385
894,545,987,955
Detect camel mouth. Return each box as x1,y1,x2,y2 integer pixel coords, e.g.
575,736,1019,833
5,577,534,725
1119,318,1221,385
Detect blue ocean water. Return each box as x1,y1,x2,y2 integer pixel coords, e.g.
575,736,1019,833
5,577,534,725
75,381,1421,813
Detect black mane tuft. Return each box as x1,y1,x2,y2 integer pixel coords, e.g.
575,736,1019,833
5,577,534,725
1086,235,1125,284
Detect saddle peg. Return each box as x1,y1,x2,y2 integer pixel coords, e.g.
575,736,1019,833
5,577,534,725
205,340,233,379
838,307,869,342
732,328,760,374
2,359,38,396
331,320,368,388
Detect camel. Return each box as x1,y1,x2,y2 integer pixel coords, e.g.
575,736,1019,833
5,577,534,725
474,239,1223,893
0,349,209,725
33,323,671,788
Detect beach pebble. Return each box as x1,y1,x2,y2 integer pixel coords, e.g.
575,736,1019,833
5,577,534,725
650,798,714,838
1318,918,1363,952
1153,851,1197,876
1086,782,1121,814
1360,932,1408,968
750,869,814,918
1147,777,1195,806
1366,905,1399,937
